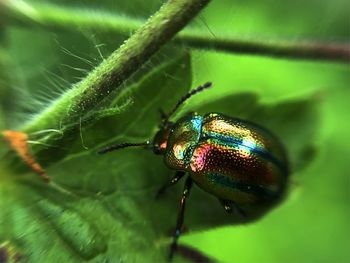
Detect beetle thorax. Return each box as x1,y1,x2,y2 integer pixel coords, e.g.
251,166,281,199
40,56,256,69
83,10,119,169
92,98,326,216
163,113,203,171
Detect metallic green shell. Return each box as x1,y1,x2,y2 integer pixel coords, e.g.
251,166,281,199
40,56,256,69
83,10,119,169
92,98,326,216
164,112,289,205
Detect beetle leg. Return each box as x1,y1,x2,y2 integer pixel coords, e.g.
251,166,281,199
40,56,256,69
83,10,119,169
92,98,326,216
218,199,234,213
155,171,185,199
218,199,247,218
169,176,193,260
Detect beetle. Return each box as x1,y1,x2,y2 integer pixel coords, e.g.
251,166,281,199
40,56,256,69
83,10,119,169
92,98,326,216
98,82,289,259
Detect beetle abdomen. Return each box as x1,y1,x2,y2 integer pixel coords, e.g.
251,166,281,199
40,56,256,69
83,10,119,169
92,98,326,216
189,113,289,204
201,113,288,168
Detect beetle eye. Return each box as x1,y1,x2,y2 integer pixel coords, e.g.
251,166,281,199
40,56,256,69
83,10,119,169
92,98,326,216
153,147,160,154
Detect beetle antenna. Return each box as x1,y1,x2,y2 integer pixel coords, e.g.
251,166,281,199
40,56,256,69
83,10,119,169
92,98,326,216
164,82,212,124
97,141,150,154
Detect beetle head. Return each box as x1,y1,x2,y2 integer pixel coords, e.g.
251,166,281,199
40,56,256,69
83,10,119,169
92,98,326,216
152,125,172,155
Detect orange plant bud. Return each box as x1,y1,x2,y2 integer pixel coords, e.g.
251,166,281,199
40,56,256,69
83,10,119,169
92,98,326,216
2,130,49,181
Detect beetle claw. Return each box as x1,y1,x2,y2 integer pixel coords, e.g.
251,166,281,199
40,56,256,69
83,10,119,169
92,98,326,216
219,199,247,217
168,241,177,260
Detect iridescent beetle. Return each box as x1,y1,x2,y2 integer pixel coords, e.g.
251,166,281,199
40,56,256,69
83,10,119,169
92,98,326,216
98,82,289,259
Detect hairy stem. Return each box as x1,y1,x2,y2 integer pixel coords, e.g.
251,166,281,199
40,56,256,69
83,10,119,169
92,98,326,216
19,0,210,133
177,31,350,62
1,0,349,63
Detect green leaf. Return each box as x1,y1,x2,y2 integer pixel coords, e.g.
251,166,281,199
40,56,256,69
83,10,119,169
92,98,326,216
0,52,196,262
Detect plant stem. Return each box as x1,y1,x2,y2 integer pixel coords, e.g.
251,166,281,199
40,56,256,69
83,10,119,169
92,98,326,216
177,31,350,62
19,0,210,134
1,0,349,63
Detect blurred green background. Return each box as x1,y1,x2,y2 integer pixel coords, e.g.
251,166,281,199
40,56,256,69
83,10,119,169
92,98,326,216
0,0,349,262
186,1,350,262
